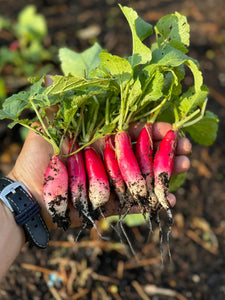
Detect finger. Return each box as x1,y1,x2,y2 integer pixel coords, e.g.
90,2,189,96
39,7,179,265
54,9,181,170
152,122,172,140
172,155,190,175
167,193,176,207
176,137,192,155
128,122,145,141
128,121,173,141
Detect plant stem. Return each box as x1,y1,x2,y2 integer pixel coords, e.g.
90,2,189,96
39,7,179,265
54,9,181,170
174,108,201,129
118,83,130,130
105,98,110,126
30,99,60,154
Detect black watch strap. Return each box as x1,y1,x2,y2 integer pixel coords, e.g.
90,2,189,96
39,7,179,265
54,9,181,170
0,177,49,249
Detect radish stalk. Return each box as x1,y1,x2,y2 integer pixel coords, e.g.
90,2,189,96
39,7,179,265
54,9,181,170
43,155,70,230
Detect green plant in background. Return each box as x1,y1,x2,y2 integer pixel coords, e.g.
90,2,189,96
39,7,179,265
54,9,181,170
0,5,57,103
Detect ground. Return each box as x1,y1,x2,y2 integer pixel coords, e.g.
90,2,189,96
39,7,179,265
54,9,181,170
0,0,225,299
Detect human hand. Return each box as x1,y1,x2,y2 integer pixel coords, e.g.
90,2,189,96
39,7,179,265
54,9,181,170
7,121,191,230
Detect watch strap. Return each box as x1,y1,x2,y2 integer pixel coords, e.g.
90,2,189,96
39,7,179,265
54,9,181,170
0,177,49,249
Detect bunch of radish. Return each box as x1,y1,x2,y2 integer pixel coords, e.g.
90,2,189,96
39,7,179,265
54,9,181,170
0,5,218,247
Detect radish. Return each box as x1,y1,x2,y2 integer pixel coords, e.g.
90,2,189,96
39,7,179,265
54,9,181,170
115,130,148,211
103,134,138,255
68,139,108,237
43,155,70,230
84,146,110,210
135,123,159,212
154,129,178,221
104,134,129,209
67,140,89,215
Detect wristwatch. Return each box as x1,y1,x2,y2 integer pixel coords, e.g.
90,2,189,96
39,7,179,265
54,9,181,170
0,177,49,249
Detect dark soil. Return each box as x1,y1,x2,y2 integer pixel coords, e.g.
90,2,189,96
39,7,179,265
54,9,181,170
1,0,225,299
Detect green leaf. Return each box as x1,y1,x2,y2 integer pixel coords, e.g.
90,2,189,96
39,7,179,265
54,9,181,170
45,74,113,95
16,5,47,42
155,12,190,53
178,85,208,117
0,91,30,120
99,51,132,85
0,76,46,120
184,111,219,146
126,78,142,107
141,70,164,104
106,214,146,227
169,173,187,192
59,43,102,77
150,45,195,68
119,5,152,66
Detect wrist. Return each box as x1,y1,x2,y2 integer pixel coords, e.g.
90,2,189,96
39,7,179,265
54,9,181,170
0,199,26,280
0,176,50,249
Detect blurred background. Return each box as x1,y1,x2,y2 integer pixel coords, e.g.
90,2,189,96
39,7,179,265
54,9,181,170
0,0,225,299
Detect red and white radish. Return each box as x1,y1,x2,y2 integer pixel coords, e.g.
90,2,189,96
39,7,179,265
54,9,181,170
135,123,159,212
104,134,129,209
67,140,89,215
43,155,70,230
154,129,178,220
115,130,148,210
68,139,108,237
84,146,110,210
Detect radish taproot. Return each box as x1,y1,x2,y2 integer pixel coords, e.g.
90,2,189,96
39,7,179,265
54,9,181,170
115,131,148,211
84,146,110,210
43,155,70,230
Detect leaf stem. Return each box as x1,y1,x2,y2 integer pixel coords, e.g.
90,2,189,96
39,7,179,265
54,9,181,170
30,98,60,154
84,96,99,142
174,108,201,129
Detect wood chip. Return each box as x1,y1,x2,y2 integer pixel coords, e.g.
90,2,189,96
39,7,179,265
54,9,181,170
186,229,218,255
124,256,161,270
132,281,150,300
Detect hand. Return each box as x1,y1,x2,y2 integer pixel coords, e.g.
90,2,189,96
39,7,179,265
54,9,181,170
7,121,191,230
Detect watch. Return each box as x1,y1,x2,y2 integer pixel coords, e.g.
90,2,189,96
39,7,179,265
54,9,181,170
0,177,49,249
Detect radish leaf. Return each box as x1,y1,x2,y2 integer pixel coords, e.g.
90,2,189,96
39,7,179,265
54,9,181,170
184,111,219,145
45,74,114,95
59,43,102,77
155,12,190,53
119,5,152,66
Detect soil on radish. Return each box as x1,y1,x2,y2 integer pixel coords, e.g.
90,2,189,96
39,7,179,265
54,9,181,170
48,196,71,231
74,198,101,228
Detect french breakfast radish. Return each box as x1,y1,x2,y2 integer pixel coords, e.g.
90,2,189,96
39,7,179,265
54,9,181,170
84,146,110,210
104,135,128,209
154,129,178,220
43,155,70,230
135,123,159,212
67,140,89,216
68,139,107,236
115,131,148,210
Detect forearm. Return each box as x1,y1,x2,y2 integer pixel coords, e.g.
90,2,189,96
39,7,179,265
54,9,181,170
0,201,26,281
